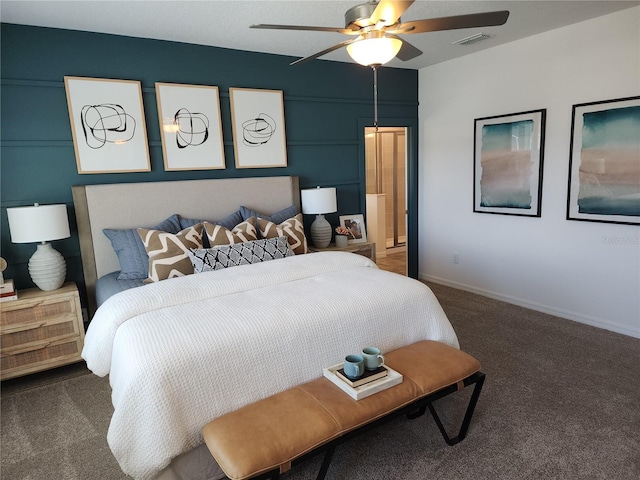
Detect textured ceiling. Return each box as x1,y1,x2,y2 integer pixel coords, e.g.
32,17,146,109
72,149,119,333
1,1,638,69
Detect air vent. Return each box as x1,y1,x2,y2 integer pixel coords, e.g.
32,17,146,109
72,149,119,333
452,33,492,46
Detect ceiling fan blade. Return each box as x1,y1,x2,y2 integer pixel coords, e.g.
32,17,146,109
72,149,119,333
399,10,509,34
251,23,357,35
370,0,415,26
290,38,360,66
387,35,422,61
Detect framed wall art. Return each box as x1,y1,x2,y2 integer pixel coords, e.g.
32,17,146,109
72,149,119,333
229,88,287,169
474,109,546,217
339,214,367,244
567,96,640,225
64,76,150,174
155,82,225,171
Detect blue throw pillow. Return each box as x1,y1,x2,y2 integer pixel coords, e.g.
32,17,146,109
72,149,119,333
103,214,181,280
178,210,244,230
239,205,298,224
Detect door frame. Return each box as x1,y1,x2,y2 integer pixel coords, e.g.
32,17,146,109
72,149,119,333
358,116,418,279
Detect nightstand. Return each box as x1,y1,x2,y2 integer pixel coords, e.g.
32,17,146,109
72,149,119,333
309,241,376,262
0,282,85,380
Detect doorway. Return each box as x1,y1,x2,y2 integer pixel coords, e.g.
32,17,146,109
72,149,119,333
365,126,407,275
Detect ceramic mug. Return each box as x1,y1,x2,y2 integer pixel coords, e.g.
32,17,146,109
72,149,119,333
343,354,365,379
362,347,385,371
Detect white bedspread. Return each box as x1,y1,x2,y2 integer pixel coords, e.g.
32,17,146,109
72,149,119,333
82,252,458,480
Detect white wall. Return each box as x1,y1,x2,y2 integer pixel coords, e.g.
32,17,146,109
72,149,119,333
419,7,640,338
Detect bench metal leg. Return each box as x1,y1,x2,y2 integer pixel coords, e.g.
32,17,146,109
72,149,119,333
426,372,485,446
315,445,336,480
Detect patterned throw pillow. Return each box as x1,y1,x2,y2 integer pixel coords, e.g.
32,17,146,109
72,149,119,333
257,213,308,255
204,217,258,247
137,224,204,283
103,214,182,280
189,236,293,273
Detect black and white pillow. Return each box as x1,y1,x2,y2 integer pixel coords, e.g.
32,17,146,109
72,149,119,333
189,236,293,273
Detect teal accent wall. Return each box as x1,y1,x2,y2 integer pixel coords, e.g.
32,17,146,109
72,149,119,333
0,23,419,308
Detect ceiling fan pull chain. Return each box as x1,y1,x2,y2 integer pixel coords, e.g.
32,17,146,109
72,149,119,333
372,65,379,132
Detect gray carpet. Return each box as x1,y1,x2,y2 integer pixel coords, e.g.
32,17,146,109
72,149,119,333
1,283,639,479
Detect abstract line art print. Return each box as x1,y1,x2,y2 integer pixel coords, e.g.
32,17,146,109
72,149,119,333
64,76,150,174
155,83,225,171
567,96,640,225
474,109,546,217
229,88,287,168
81,104,136,149
241,113,276,147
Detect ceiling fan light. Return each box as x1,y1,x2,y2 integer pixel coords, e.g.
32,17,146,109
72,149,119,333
347,36,402,66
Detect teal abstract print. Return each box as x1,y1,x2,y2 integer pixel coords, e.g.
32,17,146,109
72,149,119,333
480,120,534,209
568,96,640,225
578,105,640,215
474,110,546,217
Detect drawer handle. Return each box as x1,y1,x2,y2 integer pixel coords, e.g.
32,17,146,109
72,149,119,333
1,342,52,357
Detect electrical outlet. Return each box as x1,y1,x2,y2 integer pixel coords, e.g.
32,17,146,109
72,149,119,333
453,253,460,264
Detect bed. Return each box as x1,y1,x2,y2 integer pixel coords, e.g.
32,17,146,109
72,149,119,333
73,176,459,480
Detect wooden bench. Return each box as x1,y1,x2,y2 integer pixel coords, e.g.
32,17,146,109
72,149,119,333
203,340,485,480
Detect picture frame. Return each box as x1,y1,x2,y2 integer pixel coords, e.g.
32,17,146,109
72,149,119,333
473,109,546,217
155,82,225,171
567,96,640,225
229,88,287,169
339,214,367,244
64,76,150,174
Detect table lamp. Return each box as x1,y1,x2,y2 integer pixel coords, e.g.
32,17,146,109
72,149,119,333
6,203,70,291
301,187,337,248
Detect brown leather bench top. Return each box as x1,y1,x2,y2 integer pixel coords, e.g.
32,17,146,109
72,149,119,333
203,340,481,480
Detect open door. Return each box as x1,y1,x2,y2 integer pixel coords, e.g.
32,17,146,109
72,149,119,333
365,126,407,275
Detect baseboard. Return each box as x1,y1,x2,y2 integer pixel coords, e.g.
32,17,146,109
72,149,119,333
421,274,640,339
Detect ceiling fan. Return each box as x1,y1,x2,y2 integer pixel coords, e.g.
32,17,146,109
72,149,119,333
251,0,510,66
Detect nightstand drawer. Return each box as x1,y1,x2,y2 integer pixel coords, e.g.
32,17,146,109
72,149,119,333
1,315,81,351
1,294,78,329
0,337,83,380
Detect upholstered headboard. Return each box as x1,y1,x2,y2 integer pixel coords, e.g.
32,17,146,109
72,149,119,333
72,176,300,314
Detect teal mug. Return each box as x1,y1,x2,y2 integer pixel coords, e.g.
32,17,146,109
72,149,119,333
343,354,365,379
362,347,385,371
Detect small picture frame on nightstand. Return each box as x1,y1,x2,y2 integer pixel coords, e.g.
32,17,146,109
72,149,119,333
339,214,367,244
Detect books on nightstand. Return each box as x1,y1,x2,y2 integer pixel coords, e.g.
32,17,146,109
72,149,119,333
0,279,17,302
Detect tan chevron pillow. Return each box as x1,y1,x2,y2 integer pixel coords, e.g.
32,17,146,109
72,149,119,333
138,224,204,283
257,213,308,255
204,217,258,247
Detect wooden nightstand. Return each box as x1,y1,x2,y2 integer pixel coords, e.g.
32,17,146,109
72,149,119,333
309,241,376,262
0,282,85,381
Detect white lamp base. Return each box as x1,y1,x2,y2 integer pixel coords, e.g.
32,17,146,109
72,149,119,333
310,214,332,248
28,242,66,291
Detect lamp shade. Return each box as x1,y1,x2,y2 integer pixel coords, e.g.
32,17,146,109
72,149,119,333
347,36,402,66
301,187,337,215
7,204,70,243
